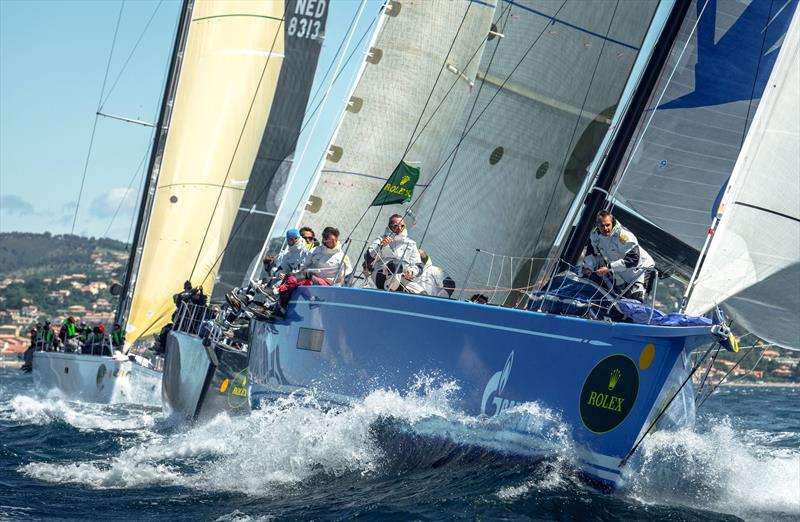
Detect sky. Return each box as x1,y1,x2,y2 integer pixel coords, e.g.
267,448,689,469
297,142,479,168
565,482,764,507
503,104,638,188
0,0,380,242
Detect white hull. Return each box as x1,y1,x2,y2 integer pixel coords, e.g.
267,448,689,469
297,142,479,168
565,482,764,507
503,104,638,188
32,352,162,407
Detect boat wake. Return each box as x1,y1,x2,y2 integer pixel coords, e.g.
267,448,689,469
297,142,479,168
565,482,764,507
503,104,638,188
629,418,800,521
1,393,156,433
20,375,575,495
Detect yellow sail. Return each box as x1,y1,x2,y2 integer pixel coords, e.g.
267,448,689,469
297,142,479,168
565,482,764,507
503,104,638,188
126,0,285,343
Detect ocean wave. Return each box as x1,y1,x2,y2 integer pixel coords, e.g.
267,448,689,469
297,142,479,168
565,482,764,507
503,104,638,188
0,394,155,433
19,375,572,496
629,418,800,520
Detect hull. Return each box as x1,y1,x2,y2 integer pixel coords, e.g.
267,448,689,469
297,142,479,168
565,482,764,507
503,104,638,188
162,331,250,422
247,286,712,489
32,352,161,406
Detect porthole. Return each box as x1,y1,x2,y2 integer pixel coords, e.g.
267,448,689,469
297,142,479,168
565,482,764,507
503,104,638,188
536,161,549,179
489,146,504,165
169,195,178,203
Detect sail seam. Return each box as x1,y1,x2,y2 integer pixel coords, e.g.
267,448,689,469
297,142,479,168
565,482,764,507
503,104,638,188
734,201,800,223
503,0,640,51
192,14,284,23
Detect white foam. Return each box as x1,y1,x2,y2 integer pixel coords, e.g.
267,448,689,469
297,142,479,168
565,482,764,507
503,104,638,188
1,394,155,432
629,418,800,519
19,376,573,496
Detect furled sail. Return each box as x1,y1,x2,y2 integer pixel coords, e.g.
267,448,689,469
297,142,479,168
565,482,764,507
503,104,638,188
213,0,329,300
299,0,497,248
611,0,799,258
125,0,286,344
685,7,799,349
410,0,658,291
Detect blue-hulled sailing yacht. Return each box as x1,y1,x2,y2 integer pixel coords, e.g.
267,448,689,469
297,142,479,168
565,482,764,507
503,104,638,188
167,0,800,489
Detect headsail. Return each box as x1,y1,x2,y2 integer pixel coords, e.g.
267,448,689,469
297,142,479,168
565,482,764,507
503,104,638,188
213,0,329,300
610,0,798,261
125,0,286,344
685,7,800,349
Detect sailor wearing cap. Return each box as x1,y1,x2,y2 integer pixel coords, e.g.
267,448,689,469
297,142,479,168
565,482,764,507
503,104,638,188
270,228,312,281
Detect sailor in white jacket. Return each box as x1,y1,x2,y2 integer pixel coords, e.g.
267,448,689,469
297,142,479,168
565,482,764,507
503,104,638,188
366,214,422,291
271,228,311,278
416,249,455,297
580,210,655,301
305,227,352,285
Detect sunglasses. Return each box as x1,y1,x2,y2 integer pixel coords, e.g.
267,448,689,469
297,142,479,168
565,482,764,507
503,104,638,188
389,222,404,228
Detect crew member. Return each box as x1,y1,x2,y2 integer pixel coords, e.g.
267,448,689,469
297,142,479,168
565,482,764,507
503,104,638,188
59,316,79,352
276,227,352,311
41,320,56,351
270,228,312,280
415,249,455,298
111,323,126,351
365,214,422,291
580,210,655,302
299,227,319,248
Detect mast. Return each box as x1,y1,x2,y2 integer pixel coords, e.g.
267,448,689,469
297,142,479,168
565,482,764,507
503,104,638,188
115,0,193,328
560,0,692,267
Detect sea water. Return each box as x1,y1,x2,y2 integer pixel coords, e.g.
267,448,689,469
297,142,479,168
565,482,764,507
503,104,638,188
0,368,797,521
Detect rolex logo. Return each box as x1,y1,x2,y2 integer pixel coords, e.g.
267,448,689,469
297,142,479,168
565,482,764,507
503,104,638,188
400,175,411,185
608,368,621,390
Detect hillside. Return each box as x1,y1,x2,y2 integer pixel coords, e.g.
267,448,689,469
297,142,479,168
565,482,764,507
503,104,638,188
0,232,129,321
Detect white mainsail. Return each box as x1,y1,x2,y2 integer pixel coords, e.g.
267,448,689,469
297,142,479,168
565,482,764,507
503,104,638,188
300,0,497,246
685,7,800,349
126,1,286,343
410,0,658,289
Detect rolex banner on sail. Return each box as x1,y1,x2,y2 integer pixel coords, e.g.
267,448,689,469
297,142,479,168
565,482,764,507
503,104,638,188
124,0,286,344
371,161,420,206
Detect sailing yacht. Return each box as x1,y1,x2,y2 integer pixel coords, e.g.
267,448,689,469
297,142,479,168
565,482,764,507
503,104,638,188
165,0,799,490
34,0,328,406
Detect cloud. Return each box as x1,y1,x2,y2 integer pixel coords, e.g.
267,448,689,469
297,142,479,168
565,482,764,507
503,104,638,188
0,194,35,215
90,187,138,218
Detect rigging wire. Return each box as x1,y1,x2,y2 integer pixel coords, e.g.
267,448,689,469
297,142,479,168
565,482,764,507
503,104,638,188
607,0,711,201
103,138,154,239
736,0,776,149
418,3,514,245
188,5,286,280
71,0,126,234
351,0,478,263
387,0,571,236
300,4,367,129
100,0,165,111
505,0,625,265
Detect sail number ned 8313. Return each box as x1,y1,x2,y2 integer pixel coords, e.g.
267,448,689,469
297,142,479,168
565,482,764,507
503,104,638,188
288,0,327,40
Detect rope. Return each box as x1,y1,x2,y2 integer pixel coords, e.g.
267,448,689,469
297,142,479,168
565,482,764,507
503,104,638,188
696,341,771,409
71,0,126,234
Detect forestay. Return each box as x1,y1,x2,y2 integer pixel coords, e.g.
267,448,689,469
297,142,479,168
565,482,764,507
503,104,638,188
126,0,285,344
685,7,800,349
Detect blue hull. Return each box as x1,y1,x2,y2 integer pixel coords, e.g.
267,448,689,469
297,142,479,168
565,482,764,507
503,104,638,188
247,286,710,488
